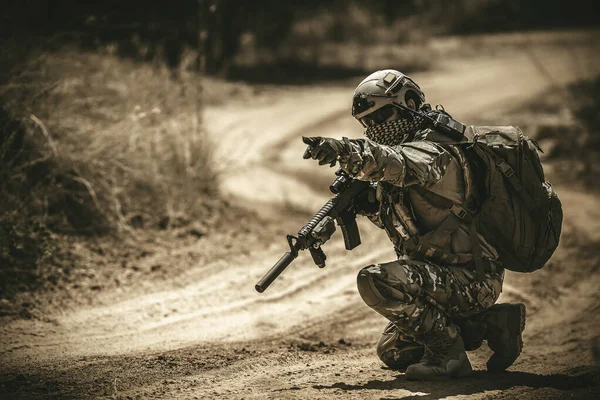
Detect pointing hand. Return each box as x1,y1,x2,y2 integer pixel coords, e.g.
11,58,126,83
302,136,346,167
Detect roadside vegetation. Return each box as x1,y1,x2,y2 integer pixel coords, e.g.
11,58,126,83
0,48,232,312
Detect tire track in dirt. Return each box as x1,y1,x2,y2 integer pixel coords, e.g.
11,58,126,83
0,235,393,365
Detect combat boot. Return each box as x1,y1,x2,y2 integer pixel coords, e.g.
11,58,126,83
377,322,424,370
484,303,526,372
405,324,472,380
455,315,487,351
454,302,526,371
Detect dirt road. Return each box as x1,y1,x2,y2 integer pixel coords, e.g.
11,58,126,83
2,32,600,399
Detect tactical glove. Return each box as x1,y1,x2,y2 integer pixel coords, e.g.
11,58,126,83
302,136,347,167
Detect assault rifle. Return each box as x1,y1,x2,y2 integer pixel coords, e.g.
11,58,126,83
255,170,370,293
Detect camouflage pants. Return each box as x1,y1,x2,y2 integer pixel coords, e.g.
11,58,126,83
357,257,503,346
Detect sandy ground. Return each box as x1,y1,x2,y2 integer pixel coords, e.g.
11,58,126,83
1,32,600,399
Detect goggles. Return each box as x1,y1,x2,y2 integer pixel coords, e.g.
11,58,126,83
359,105,396,127
359,105,416,128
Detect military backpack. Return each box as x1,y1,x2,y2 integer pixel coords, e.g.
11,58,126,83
462,125,563,273
415,114,564,276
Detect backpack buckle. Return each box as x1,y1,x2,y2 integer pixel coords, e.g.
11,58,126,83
496,159,515,178
450,204,469,220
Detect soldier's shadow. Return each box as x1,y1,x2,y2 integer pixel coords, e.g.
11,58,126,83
311,367,600,399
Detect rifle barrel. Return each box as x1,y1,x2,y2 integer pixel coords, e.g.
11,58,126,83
255,251,296,293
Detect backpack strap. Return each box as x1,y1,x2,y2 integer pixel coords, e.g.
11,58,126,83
480,147,538,212
429,133,539,214
413,187,487,281
467,127,540,214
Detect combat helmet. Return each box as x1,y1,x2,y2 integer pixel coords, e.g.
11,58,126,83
352,69,426,128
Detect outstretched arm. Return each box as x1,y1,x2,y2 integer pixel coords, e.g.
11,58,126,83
303,136,456,189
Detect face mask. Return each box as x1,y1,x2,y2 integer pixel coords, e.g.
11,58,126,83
364,113,428,146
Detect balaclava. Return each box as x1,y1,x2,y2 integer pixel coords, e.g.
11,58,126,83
364,111,428,146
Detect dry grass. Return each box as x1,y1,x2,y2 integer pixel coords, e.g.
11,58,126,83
0,48,228,299
1,50,219,233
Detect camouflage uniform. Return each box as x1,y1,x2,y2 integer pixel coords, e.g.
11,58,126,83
339,135,504,364
363,258,503,367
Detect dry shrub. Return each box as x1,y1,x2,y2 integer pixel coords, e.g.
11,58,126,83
0,48,224,299
1,50,218,234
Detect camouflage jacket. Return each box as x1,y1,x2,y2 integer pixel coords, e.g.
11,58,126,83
341,134,499,265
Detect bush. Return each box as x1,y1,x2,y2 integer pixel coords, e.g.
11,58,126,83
1,50,218,233
0,49,220,298
0,213,53,298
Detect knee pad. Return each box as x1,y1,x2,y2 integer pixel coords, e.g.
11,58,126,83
357,266,411,308
357,267,388,307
